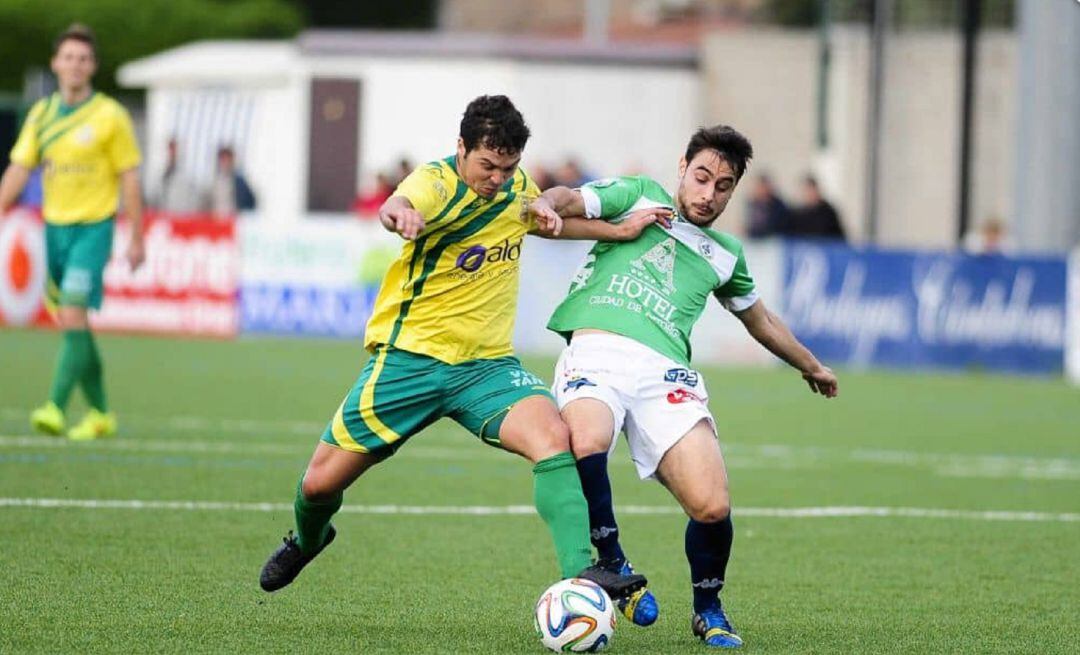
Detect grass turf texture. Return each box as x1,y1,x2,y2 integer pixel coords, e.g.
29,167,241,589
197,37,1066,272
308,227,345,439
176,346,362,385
1,328,1078,654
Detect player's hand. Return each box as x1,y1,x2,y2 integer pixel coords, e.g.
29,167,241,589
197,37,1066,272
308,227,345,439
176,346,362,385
802,366,838,398
529,197,563,237
380,206,425,240
126,235,146,271
614,208,672,241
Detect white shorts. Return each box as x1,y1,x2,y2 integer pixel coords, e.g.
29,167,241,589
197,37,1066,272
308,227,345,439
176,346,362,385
552,333,715,480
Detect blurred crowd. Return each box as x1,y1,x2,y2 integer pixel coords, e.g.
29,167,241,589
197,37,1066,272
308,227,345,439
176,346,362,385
744,173,846,242
351,157,600,217
154,138,256,216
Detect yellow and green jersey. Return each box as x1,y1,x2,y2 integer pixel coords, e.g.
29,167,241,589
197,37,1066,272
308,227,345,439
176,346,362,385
364,156,540,364
9,92,141,224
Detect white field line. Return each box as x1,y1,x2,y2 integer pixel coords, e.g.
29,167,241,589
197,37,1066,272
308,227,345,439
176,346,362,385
3,404,1080,480
0,497,1078,522
4,432,1078,480
0,434,501,461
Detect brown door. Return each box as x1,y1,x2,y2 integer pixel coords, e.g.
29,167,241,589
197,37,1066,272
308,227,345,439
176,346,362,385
307,78,360,212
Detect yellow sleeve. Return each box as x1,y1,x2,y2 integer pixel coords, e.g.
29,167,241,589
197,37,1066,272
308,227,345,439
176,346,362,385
521,169,541,231
107,105,142,172
392,165,444,218
9,101,46,168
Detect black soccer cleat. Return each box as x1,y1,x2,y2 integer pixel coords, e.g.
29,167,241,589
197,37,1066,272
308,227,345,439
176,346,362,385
576,562,647,601
259,525,337,592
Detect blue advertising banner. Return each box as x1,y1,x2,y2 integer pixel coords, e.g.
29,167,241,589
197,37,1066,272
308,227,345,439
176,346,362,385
240,284,377,338
782,242,1067,374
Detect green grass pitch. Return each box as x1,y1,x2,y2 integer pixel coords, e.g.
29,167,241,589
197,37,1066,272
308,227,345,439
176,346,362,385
1,328,1078,653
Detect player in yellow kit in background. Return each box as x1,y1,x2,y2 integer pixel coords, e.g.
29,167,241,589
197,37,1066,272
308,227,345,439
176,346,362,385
0,24,145,440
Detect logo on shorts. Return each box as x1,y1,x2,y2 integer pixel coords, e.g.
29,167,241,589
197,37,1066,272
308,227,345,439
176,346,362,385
664,368,699,387
563,376,597,392
510,369,545,388
667,388,703,404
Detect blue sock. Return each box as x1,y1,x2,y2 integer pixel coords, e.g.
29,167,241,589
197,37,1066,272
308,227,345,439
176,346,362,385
686,515,734,613
575,453,626,565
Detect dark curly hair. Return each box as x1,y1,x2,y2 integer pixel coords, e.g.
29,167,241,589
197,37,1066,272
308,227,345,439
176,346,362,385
684,125,753,180
459,95,531,155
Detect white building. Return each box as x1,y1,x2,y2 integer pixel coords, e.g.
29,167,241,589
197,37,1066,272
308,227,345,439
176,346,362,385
119,30,699,224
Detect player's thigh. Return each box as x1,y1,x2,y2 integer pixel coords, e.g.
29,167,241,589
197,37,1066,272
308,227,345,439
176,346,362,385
56,220,114,310
551,344,628,458
320,346,446,460
562,399,618,459
654,420,731,523
302,441,386,501
445,356,567,462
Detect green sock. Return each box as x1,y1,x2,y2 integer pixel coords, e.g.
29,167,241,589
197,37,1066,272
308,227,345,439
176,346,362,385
48,330,93,409
533,451,593,578
294,478,342,556
80,331,108,412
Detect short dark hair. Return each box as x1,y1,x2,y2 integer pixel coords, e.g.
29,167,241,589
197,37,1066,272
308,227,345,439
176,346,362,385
459,95,530,155
53,23,97,59
684,125,753,180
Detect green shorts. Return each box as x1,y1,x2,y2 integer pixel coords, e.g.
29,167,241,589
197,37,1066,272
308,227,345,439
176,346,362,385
45,219,115,309
320,345,554,456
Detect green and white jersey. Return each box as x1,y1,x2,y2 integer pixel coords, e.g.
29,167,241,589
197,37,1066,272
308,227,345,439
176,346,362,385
547,175,758,367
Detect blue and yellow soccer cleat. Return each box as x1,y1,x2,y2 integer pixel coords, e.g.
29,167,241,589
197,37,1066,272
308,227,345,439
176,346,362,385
615,561,659,626
29,402,65,436
692,602,743,648
67,409,117,441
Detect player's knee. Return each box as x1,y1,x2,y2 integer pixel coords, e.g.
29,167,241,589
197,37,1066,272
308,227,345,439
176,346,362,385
569,427,611,459
688,497,730,524
300,472,340,503
528,418,571,461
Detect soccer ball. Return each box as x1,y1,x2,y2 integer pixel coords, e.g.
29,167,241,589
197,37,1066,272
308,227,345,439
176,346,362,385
534,578,616,653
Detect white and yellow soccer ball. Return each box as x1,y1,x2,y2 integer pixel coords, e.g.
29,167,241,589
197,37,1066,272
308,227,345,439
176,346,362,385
534,578,616,653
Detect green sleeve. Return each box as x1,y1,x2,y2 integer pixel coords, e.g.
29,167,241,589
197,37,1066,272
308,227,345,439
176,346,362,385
714,244,759,312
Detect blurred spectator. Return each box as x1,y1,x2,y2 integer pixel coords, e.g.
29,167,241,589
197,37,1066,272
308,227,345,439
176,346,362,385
394,157,414,186
745,173,789,238
352,172,395,218
787,175,846,241
554,158,594,188
529,164,555,191
207,145,256,217
964,216,1014,255
154,138,201,213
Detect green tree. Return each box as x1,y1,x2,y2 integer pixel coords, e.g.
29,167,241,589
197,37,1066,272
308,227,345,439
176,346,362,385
0,0,303,95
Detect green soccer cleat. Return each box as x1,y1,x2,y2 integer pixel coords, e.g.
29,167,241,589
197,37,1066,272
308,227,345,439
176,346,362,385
30,402,65,436
67,409,117,441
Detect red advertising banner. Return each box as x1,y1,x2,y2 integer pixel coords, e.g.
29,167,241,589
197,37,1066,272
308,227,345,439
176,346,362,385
97,214,239,337
0,209,238,337
0,208,51,328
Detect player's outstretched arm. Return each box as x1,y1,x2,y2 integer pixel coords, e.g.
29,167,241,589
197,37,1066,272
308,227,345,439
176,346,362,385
537,208,672,241
0,163,31,215
735,300,838,398
531,184,671,242
378,195,425,241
